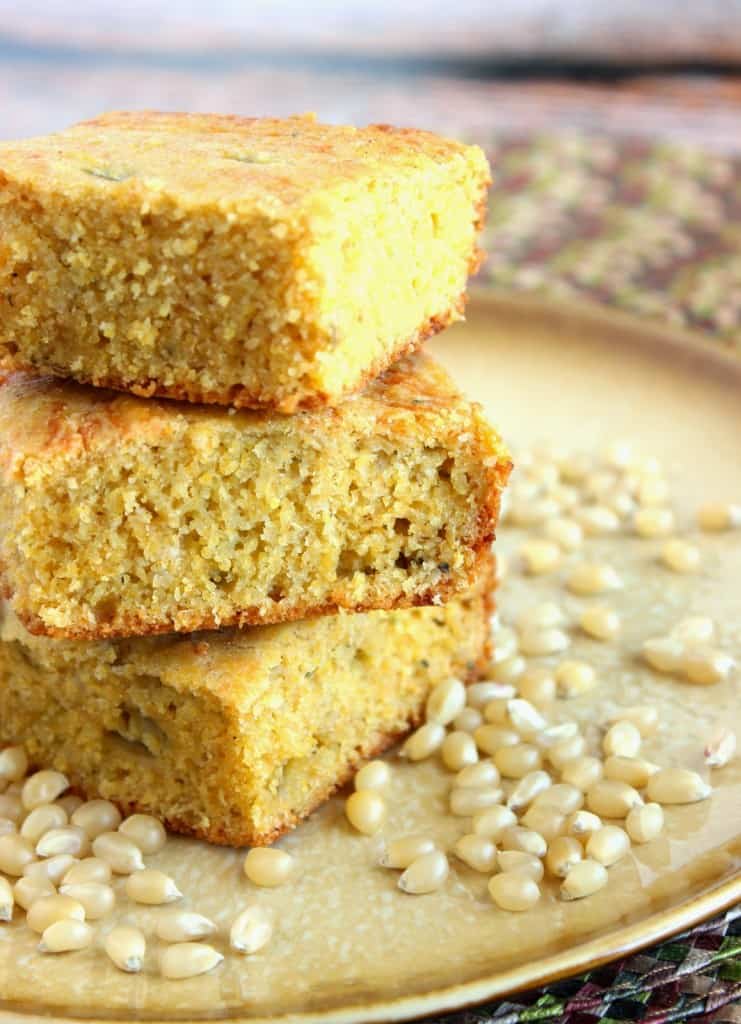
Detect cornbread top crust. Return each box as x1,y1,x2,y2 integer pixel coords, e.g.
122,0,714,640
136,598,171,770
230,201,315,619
0,353,510,639
0,110,480,209
0,112,490,410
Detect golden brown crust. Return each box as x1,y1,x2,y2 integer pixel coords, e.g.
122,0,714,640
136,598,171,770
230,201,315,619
13,540,498,640
0,286,467,416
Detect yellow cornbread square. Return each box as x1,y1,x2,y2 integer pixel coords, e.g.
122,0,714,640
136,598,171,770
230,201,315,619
0,571,493,846
0,111,490,412
0,353,510,640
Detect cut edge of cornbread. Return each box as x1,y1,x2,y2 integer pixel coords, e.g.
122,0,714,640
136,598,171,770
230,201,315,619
0,562,494,846
0,111,490,412
0,354,511,640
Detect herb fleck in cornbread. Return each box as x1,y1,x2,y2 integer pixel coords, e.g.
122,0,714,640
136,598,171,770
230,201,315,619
0,571,492,846
0,353,510,639
0,111,490,412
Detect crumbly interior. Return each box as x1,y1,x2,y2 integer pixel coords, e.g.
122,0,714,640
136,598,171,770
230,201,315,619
0,112,490,410
0,575,491,846
0,356,510,639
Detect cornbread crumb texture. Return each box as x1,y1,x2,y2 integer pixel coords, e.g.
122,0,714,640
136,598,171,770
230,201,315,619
0,353,510,639
0,111,490,411
0,572,491,846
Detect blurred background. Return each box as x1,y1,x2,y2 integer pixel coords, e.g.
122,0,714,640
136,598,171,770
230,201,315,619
3,0,741,146
2,1,741,343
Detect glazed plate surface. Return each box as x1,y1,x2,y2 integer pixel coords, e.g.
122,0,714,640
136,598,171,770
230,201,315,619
1,294,740,1023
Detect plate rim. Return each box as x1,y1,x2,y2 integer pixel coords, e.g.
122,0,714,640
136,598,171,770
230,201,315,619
1,871,738,1024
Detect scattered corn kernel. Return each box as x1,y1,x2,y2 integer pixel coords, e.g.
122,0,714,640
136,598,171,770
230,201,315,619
495,744,542,779
105,925,145,973
118,814,166,855
0,876,13,920
490,655,527,686
561,859,608,900
681,647,735,685
488,871,540,911
20,804,68,845
58,881,115,920
507,770,552,811
698,502,741,532
646,768,711,804
243,848,295,887
425,677,467,725
453,708,483,733
453,834,498,873
441,731,479,772
472,805,517,839
354,760,391,791
611,705,659,736
449,786,503,817
39,919,94,954
704,728,737,768
13,875,54,911
517,667,557,706
455,761,500,789
474,725,520,756
126,868,182,906
603,721,642,758
561,756,603,792
564,810,602,839
27,894,85,934
230,905,273,954
520,805,566,842
546,735,588,773
21,771,68,811
567,562,622,595
661,539,701,573
575,505,620,535
586,780,644,818
545,836,583,878
36,826,89,859
0,834,36,876
533,783,584,815
634,507,675,538
400,722,445,761
603,756,659,788
398,850,449,894
157,910,217,943
586,825,630,866
380,836,436,870
0,747,28,784
160,943,223,980
519,627,571,657
544,517,584,551
579,605,620,641
71,801,122,840
91,833,145,875
500,826,547,858
625,803,664,844
496,850,544,881
642,636,683,674
555,660,597,698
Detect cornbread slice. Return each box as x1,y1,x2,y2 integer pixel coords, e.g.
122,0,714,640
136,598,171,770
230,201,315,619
0,111,490,412
0,570,492,846
0,354,510,640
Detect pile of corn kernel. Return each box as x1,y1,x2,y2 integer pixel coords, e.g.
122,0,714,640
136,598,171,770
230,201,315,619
344,441,739,908
0,442,738,979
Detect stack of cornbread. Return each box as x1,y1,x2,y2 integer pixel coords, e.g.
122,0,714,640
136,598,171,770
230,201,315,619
0,112,511,846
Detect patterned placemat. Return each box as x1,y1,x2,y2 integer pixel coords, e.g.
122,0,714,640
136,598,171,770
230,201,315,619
481,134,741,354
433,907,741,1023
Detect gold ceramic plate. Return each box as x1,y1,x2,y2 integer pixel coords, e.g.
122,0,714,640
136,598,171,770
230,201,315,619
1,294,740,1024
